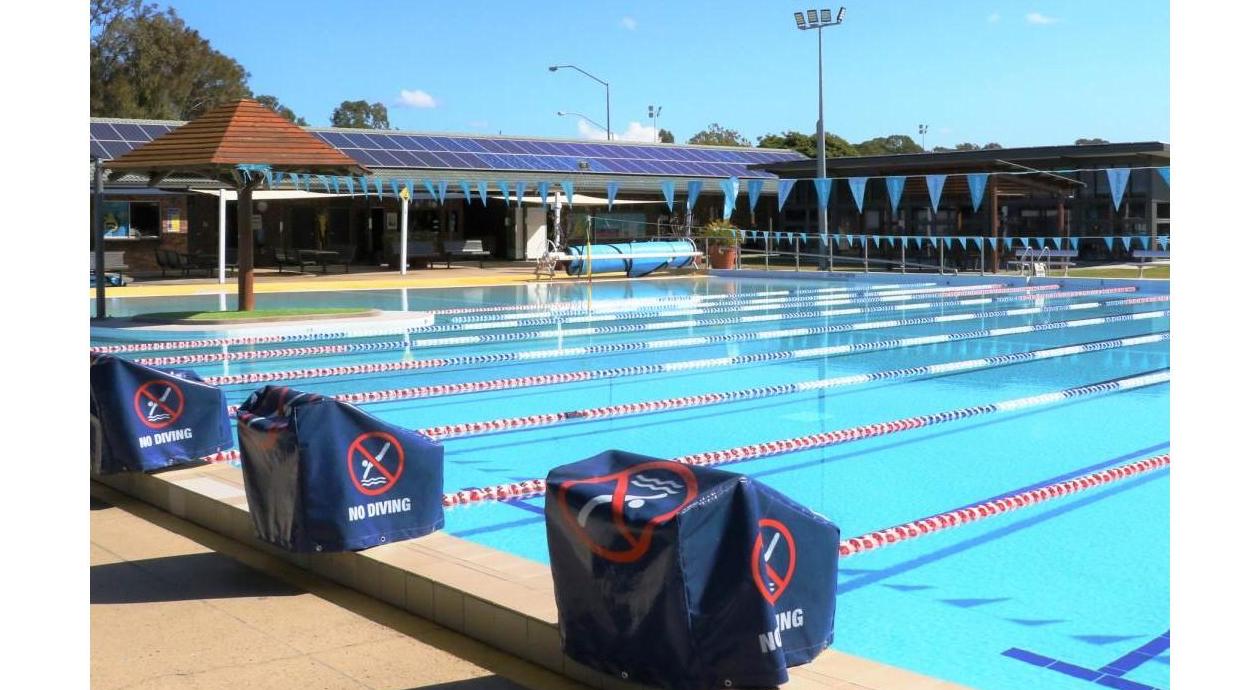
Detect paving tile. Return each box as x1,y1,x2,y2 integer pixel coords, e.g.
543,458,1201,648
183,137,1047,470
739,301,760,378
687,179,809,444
314,636,493,690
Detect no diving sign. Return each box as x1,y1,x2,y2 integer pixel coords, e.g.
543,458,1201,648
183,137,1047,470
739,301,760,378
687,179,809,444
133,380,185,430
347,431,405,496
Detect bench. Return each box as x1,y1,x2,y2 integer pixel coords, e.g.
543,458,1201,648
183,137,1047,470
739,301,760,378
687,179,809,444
274,247,318,273
1007,247,1079,276
1131,249,1169,277
443,239,491,268
390,240,440,270
297,246,354,274
154,248,211,277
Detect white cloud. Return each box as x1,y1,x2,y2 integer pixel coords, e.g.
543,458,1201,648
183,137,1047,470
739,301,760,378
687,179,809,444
987,12,1000,23
621,16,638,30
467,119,489,129
1025,11,1058,25
575,119,658,142
397,89,437,108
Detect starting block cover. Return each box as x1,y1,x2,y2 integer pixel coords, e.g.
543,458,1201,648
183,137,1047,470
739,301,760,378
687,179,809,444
236,385,444,553
545,450,839,690
89,353,232,474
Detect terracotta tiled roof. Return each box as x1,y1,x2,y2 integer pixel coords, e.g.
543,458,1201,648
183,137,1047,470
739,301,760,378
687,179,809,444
105,99,367,176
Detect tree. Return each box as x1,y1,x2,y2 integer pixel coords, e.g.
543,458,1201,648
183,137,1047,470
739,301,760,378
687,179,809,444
756,131,858,158
658,128,675,143
91,0,252,120
983,142,1004,150
256,94,307,126
854,134,924,155
1074,138,1111,145
687,123,750,147
954,142,981,151
331,100,391,129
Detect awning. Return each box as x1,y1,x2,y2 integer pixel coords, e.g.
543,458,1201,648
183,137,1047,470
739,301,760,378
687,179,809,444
493,193,663,206
189,189,340,201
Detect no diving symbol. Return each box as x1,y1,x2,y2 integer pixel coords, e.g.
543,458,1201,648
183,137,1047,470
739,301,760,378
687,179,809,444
133,380,185,430
752,519,796,606
347,431,405,497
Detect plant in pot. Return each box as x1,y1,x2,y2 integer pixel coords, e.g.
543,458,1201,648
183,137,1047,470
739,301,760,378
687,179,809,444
702,219,740,269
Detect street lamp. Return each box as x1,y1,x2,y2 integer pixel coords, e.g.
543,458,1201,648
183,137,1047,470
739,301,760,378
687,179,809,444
648,105,663,142
793,7,846,240
557,110,609,138
918,124,929,150
549,64,611,141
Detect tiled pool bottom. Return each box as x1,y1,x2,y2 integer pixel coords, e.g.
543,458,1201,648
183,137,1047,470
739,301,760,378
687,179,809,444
94,464,974,690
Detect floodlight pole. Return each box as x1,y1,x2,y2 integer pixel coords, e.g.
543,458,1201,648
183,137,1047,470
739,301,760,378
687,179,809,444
93,158,105,319
550,65,611,141
796,10,845,241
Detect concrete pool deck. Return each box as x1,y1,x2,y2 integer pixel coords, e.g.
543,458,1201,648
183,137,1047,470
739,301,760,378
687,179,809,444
94,463,971,690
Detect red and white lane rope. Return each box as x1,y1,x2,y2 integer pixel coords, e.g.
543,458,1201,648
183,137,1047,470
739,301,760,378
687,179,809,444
91,282,991,355
838,454,1170,557
202,296,1169,387
415,333,1168,440
444,283,1006,324
135,286,1134,368
440,369,1171,506
425,281,941,316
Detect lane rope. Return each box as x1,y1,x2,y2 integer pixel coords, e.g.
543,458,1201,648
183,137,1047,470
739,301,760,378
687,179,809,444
440,369,1170,506
839,454,1170,557
93,282,998,355
202,296,1169,387
136,286,1135,368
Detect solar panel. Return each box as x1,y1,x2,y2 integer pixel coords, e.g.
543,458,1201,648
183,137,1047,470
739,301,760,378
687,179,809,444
92,123,122,141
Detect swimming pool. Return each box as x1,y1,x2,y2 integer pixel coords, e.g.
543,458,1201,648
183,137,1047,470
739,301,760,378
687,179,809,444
91,273,1170,690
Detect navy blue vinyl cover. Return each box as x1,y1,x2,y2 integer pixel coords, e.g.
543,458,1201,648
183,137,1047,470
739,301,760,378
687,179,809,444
89,353,232,473
545,450,839,690
236,385,444,553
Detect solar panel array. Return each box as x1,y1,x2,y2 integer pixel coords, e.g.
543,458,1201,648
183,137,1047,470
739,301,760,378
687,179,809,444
90,120,804,178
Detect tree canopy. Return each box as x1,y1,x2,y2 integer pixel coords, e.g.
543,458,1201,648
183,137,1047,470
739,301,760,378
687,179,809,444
687,123,750,147
255,94,307,126
657,128,675,144
90,0,307,124
1074,138,1111,145
331,100,391,129
756,131,858,158
854,134,924,156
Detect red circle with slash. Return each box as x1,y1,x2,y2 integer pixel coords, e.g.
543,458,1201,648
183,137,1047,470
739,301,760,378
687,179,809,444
347,431,405,496
133,380,185,430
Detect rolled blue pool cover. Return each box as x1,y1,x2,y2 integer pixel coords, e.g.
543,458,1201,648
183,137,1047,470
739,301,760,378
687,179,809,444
545,450,840,690
564,239,698,277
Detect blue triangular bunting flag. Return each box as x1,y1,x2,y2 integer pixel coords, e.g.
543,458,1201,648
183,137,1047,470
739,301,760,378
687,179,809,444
605,180,619,211
344,177,356,195
389,179,400,198
1120,236,1132,250
970,237,983,250
721,177,739,220
1158,167,1169,186
885,176,906,214
967,173,989,213
925,174,947,212
560,180,575,206
687,180,703,212
424,179,437,201
436,180,449,205
1159,236,1169,249
747,179,763,213
1106,168,1131,211
1104,236,1115,251
660,180,675,212
943,237,952,249
813,178,833,211
498,180,512,207
777,179,796,210
477,181,489,205
537,181,550,208
847,177,868,213
460,180,473,203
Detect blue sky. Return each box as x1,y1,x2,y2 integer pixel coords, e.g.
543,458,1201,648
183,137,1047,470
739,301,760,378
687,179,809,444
162,0,1168,147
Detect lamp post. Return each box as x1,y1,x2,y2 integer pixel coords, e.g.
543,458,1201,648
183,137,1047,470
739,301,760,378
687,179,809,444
549,64,611,141
794,7,845,241
919,123,929,151
648,105,663,142
557,110,609,138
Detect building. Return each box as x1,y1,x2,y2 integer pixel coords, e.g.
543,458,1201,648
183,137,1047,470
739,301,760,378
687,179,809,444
89,117,806,274
755,142,1170,269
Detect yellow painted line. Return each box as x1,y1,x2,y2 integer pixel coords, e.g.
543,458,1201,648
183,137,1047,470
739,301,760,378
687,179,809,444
94,272,707,299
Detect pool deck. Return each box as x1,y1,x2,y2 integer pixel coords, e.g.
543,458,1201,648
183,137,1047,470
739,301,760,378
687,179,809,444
95,463,972,690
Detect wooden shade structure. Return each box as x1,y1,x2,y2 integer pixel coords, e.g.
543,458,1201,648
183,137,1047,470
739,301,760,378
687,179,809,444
102,99,369,310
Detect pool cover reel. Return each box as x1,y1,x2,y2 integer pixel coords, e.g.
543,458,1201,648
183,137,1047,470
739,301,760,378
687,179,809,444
236,386,444,552
89,354,232,473
546,451,839,690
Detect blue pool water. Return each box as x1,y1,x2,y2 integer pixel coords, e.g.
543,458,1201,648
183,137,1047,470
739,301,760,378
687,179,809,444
92,274,1170,690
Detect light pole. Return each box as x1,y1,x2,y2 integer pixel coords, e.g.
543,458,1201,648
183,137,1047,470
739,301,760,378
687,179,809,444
794,7,845,241
556,110,609,138
919,123,929,151
648,105,663,142
549,65,611,141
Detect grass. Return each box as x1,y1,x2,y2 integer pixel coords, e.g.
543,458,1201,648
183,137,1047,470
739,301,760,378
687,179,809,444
138,307,374,322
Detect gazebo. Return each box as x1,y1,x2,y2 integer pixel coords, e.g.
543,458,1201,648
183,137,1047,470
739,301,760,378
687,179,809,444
96,98,369,312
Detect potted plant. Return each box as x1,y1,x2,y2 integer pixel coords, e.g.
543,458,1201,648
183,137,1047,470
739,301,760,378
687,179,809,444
702,219,740,269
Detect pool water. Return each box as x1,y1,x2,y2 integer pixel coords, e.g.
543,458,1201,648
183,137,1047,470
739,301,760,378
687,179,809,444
92,274,1170,690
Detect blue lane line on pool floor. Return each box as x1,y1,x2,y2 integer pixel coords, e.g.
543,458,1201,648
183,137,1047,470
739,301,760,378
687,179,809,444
1003,629,1169,690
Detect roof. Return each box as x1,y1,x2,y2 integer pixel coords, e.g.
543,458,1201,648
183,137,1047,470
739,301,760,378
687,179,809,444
754,142,1170,178
91,116,806,180
102,99,366,177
